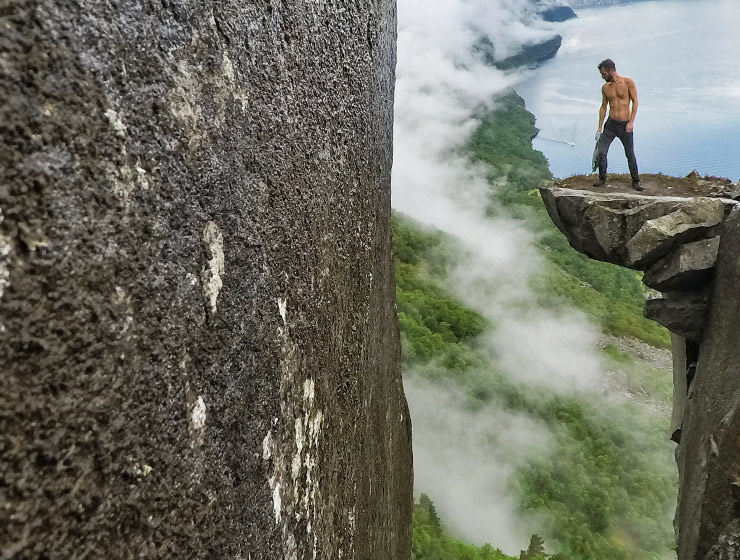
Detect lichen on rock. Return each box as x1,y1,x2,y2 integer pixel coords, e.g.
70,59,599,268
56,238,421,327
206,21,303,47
200,221,225,317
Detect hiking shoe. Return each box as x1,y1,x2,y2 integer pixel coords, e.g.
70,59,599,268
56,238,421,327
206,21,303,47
632,181,644,191
592,180,606,187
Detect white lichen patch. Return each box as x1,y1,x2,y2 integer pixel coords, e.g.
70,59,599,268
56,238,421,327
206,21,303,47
221,51,236,83
0,208,10,322
263,431,273,461
291,453,302,481
308,411,323,441
285,534,298,560
295,417,304,453
135,160,149,190
710,434,720,457
106,157,151,203
189,395,207,447
201,221,225,316
133,463,153,478
345,507,357,557
104,108,128,137
104,162,131,201
262,355,331,556
303,452,318,504
278,297,287,325
0,232,10,302
20,225,48,252
292,417,304,480
167,61,207,150
270,477,282,523
191,396,207,430
218,47,249,109
303,378,315,405
112,286,129,306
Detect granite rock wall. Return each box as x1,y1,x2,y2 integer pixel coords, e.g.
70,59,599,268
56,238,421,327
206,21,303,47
0,1,412,558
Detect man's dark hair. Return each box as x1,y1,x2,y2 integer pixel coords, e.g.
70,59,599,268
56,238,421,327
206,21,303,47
598,59,616,71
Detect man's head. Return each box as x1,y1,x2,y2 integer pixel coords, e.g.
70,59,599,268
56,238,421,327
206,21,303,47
598,59,616,82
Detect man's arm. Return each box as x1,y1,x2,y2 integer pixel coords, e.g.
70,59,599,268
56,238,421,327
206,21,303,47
627,78,638,132
597,87,607,132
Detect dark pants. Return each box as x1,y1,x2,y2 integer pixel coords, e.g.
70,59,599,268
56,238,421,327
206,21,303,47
596,117,639,183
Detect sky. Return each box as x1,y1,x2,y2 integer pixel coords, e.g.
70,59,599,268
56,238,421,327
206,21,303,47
518,0,740,180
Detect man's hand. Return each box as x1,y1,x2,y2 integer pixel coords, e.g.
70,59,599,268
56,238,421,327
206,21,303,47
595,131,601,141
626,121,634,133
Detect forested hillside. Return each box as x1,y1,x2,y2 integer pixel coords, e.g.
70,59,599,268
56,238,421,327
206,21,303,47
395,92,676,560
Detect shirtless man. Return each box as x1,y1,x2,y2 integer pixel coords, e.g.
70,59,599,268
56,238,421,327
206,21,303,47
594,59,642,190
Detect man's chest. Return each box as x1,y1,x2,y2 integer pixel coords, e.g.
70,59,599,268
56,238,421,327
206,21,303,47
606,83,629,102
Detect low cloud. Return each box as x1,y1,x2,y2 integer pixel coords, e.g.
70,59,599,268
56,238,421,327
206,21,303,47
393,0,613,550
405,376,550,553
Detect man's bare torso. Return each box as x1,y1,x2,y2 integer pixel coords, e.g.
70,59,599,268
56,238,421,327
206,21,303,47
603,76,635,121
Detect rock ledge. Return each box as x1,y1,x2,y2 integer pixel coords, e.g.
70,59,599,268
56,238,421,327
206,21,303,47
541,174,740,560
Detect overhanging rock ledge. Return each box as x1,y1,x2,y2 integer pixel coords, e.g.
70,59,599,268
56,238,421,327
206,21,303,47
541,173,740,560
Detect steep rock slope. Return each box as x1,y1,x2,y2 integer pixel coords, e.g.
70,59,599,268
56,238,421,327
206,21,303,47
0,1,411,558
541,174,740,560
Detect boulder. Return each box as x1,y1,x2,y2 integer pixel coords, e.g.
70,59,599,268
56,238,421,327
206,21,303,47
644,290,710,343
625,198,725,267
643,236,720,292
539,187,733,269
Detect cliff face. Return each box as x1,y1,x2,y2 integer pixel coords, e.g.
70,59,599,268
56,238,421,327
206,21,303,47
541,175,740,560
0,1,412,558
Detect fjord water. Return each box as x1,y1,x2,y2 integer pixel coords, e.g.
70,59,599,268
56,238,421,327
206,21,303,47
518,0,740,181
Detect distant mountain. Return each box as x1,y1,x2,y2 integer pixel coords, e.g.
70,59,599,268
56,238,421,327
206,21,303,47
541,5,578,22
476,35,563,71
567,0,651,6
